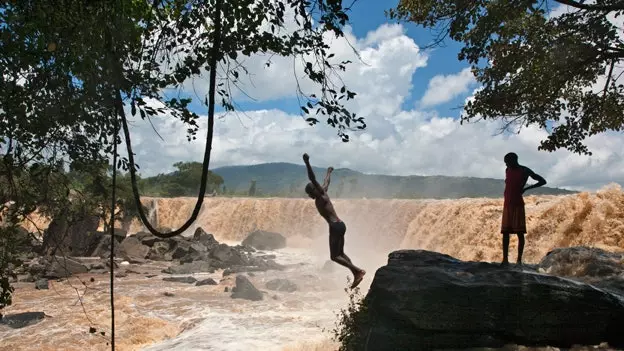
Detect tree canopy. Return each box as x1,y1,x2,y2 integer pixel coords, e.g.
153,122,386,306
1,0,364,312
388,0,624,155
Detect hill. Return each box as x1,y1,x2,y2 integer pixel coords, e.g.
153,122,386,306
211,162,576,199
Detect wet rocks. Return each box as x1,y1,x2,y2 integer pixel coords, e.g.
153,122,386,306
35,278,49,290
90,235,119,259
118,236,150,263
230,275,263,301
265,278,297,292
162,261,215,275
41,256,88,278
241,230,286,251
193,227,219,249
41,215,100,257
538,246,624,296
163,276,197,284
353,250,624,351
0,312,46,329
196,278,218,286
17,225,284,281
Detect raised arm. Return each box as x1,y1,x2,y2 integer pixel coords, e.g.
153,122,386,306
322,167,334,192
303,153,324,192
523,168,547,193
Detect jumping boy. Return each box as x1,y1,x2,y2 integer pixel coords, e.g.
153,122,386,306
302,153,366,288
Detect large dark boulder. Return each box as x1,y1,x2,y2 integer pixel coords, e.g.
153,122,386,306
353,250,624,351
43,256,89,278
171,240,207,263
147,241,172,261
230,275,263,301
209,244,250,268
90,235,119,259
193,227,219,249
118,236,150,263
538,246,624,295
133,231,162,247
241,230,286,251
41,215,101,257
0,312,46,329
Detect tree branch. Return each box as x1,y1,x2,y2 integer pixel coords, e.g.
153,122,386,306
553,0,624,11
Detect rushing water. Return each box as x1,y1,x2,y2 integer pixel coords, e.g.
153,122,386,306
7,185,624,350
1,246,362,351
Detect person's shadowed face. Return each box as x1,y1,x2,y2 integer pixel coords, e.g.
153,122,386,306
305,182,319,199
504,152,519,168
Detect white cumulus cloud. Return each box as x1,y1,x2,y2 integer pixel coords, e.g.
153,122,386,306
419,67,476,108
121,23,624,191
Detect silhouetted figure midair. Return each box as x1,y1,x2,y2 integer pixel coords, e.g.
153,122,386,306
501,152,547,266
302,153,366,288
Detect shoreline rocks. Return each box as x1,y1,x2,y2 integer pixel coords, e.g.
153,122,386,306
352,249,624,351
11,227,288,289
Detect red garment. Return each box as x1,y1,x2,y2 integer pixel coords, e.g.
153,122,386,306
504,167,526,206
501,167,527,234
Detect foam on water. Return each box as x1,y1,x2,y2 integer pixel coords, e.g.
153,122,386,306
143,248,354,351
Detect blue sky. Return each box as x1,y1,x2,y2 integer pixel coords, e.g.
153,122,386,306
131,0,624,191
185,0,469,118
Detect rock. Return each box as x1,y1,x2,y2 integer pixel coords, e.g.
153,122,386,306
90,235,119,259
18,274,35,282
241,230,286,251
196,278,218,286
163,276,197,284
0,312,46,329
115,271,128,278
354,250,624,351
539,246,624,278
85,261,107,271
193,227,219,249
35,278,49,290
230,275,263,301
162,261,215,274
538,246,624,295
118,236,150,263
210,244,249,267
265,278,297,292
147,241,171,261
132,231,158,246
41,215,100,257
112,228,127,242
171,240,207,262
163,292,175,297
224,286,229,292
43,256,89,278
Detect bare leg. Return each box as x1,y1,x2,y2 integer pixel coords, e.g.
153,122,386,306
501,233,510,266
517,233,525,265
330,233,365,288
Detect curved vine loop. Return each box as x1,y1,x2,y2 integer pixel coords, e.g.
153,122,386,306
116,0,223,239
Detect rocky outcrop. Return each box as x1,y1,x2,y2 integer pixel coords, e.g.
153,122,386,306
352,250,624,351
12,226,283,281
41,215,100,257
0,312,46,329
231,275,263,301
538,246,624,296
241,230,286,250
118,236,150,263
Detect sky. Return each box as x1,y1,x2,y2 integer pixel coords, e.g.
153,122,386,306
124,0,624,191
